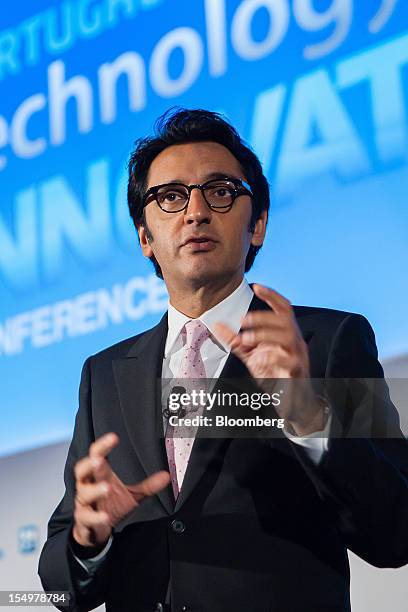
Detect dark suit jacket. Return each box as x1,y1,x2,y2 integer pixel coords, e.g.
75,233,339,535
38,295,408,612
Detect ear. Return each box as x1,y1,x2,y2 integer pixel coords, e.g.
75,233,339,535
250,209,268,247
137,223,154,258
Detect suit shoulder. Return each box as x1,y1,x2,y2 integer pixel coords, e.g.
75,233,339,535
293,305,373,339
91,333,144,360
293,304,368,324
251,293,367,330
86,317,166,365
292,306,378,376
293,304,355,318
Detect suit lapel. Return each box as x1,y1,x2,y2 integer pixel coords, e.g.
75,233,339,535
112,313,175,515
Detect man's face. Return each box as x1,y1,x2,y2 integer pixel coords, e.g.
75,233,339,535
138,141,267,289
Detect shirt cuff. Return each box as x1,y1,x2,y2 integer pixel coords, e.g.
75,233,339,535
71,535,113,573
284,412,332,464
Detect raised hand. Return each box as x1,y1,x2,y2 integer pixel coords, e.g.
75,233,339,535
214,284,327,436
72,433,170,550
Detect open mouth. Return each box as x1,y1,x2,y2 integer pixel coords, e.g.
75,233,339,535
183,237,217,251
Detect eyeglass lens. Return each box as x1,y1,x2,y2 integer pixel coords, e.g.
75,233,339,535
156,180,237,212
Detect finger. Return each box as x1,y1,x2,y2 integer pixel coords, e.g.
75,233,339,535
76,481,110,506
213,322,239,348
74,505,110,529
213,322,253,361
128,471,171,502
241,311,287,330
91,456,114,484
240,328,295,349
213,322,252,353
74,454,112,485
74,435,118,484
252,284,291,313
89,432,119,461
75,456,99,484
251,348,297,371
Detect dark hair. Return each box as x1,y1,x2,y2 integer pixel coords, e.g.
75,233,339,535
127,108,270,277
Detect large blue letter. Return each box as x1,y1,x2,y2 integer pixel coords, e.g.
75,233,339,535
40,159,112,282
0,187,39,290
277,69,371,196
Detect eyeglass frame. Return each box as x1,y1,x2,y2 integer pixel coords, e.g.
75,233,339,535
142,176,254,213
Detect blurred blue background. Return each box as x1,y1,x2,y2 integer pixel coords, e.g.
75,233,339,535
1,0,407,457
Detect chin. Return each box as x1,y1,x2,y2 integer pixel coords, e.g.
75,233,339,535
184,263,234,286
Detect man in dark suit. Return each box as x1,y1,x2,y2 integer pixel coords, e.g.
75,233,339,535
39,109,408,612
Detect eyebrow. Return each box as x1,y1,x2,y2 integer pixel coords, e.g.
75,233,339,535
163,172,244,184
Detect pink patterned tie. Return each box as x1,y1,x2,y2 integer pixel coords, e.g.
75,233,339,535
165,319,210,498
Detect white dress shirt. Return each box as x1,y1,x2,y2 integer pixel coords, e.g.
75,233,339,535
74,277,330,568
163,277,253,379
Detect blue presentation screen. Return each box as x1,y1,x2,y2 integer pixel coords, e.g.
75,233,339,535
1,0,407,456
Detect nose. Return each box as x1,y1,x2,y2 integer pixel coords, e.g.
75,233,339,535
184,186,212,225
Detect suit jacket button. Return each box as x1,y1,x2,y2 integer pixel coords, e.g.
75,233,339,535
171,519,186,534
153,604,164,612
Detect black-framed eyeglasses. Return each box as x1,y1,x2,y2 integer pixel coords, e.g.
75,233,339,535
142,176,253,213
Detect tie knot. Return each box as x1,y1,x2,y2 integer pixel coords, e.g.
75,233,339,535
182,319,210,350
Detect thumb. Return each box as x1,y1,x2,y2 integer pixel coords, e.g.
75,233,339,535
213,322,252,363
128,471,171,503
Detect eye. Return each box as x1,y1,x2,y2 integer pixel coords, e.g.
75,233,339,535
157,186,187,204
214,187,230,197
163,191,183,202
208,182,234,195
206,182,234,198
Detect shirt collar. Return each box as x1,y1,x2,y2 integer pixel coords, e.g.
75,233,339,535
165,278,253,357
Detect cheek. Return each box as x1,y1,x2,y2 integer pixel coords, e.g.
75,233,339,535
233,216,252,245
145,210,173,240
148,218,180,256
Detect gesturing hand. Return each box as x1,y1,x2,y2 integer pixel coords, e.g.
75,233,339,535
72,433,170,550
214,284,327,436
